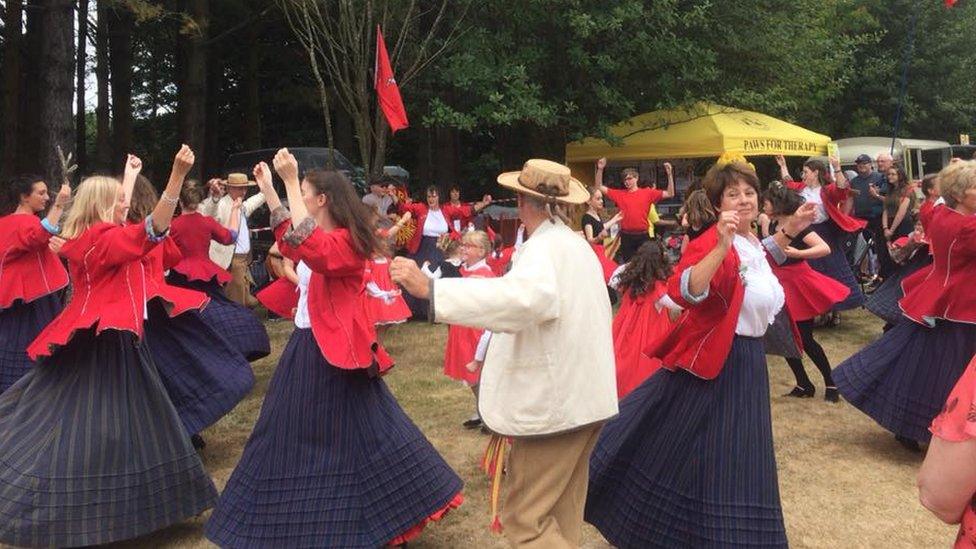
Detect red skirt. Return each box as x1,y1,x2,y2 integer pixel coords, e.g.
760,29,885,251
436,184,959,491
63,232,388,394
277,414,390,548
613,286,677,399
772,261,850,322
443,324,483,385
590,243,618,284
255,278,298,320
365,259,411,325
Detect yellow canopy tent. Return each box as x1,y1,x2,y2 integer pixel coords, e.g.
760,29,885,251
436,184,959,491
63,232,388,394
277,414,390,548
565,103,831,185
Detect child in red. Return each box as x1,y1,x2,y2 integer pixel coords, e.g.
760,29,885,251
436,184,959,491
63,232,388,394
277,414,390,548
365,213,413,336
442,230,495,428
610,240,682,399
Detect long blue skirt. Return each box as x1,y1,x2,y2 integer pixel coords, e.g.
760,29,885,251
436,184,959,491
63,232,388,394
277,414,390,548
205,329,463,548
167,271,270,361
0,293,62,393
864,251,932,325
403,235,443,321
0,329,217,547
586,336,787,548
143,300,255,435
809,221,865,311
834,319,976,443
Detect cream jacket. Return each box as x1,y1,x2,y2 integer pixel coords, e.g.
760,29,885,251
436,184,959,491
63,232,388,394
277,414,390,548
433,219,618,437
198,193,267,268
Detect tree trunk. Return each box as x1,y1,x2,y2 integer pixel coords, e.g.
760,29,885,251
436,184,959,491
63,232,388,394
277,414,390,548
177,0,209,179
94,0,111,170
20,0,43,174
37,0,76,185
203,47,221,178
108,4,134,165
75,0,89,175
241,21,262,150
1,0,23,177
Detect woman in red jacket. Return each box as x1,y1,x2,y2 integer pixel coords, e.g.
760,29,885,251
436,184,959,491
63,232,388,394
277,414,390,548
0,146,217,547
168,180,270,360
0,174,70,392
776,155,865,312
586,161,816,548
834,160,976,452
206,151,462,548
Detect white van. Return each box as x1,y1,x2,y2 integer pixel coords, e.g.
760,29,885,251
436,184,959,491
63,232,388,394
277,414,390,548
833,137,952,180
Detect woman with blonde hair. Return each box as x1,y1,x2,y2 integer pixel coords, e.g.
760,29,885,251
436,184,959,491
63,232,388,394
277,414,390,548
835,160,976,452
0,146,218,547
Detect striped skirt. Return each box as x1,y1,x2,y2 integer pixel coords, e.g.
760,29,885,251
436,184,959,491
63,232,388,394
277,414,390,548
205,328,463,548
0,328,217,547
834,319,976,443
586,336,787,548
0,293,62,393
763,308,802,359
808,221,865,311
864,252,932,325
167,271,270,361
143,300,255,436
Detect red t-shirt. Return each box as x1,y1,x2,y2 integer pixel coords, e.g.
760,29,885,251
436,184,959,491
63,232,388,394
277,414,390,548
605,187,664,232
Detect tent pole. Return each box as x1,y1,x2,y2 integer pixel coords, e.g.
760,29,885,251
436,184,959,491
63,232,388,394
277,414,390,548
891,6,921,155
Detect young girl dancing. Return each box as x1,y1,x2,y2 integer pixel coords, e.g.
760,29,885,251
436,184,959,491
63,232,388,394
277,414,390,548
206,152,462,548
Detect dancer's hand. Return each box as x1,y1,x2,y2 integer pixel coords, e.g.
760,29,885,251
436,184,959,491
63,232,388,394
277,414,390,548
390,257,430,299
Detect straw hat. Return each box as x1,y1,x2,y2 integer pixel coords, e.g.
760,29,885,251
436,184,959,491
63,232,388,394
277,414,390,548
224,173,256,187
497,159,589,205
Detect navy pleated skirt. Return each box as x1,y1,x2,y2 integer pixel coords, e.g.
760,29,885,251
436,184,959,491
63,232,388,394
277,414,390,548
864,252,932,325
0,293,62,393
834,319,976,443
586,336,788,548
167,271,270,361
808,221,864,311
143,300,255,435
403,235,444,321
205,328,463,548
0,328,217,547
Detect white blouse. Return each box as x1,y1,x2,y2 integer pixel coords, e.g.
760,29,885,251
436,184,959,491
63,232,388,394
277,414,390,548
294,261,312,329
733,234,785,337
422,209,450,237
801,185,828,224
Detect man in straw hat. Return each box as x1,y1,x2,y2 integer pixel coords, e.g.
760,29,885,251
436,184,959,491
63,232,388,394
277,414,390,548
391,159,618,547
202,173,267,307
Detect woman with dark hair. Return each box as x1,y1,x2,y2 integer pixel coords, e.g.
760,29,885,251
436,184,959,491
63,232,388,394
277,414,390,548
834,160,976,452
586,161,816,547
206,150,463,548
610,240,681,399
760,184,850,401
0,174,70,392
882,166,916,242
776,155,866,313
127,175,255,449
442,184,492,233
167,180,270,361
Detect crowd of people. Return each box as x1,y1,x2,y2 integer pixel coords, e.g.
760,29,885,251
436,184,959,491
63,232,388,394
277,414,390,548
0,141,973,548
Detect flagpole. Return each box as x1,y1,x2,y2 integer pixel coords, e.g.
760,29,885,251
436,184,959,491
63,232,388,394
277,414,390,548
890,5,921,155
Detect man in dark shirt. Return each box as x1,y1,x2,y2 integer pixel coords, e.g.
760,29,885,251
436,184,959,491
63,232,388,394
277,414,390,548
848,153,893,282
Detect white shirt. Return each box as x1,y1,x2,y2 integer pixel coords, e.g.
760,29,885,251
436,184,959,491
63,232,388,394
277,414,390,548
234,211,251,254
294,261,312,329
733,234,784,337
423,209,450,237
801,186,828,224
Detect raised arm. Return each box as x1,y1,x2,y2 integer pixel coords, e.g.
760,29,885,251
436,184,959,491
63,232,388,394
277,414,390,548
120,154,143,210
686,211,737,297
830,156,849,189
662,162,675,199
253,161,283,212
595,157,609,194
273,148,306,227
775,155,791,182
149,145,194,235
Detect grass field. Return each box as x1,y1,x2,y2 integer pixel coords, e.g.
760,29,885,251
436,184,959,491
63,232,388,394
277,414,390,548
109,309,957,548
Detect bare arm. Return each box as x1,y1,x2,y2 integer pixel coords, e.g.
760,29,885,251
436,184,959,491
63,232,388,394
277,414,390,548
775,155,791,182
281,257,299,285
889,197,911,235
227,199,242,233
273,149,305,226
830,156,849,189
149,145,194,235
595,157,608,194
661,162,675,199
918,436,976,524
121,154,143,210
253,161,283,212
786,229,830,260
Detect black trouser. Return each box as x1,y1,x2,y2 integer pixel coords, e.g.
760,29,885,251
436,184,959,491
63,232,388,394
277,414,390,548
863,215,897,279
616,230,650,263
785,319,834,388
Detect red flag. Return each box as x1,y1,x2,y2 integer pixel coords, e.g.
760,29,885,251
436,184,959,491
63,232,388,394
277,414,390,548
374,26,409,132
946,0,958,6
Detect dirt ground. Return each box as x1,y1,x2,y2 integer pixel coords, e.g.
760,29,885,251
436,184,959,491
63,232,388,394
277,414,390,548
107,309,957,549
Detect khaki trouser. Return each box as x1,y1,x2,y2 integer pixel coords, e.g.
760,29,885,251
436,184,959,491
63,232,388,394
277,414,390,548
225,253,258,308
501,423,604,548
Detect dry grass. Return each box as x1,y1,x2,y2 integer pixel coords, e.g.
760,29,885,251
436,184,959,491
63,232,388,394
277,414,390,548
105,310,956,549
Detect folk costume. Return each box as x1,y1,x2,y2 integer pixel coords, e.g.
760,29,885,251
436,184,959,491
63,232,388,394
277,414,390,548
611,279,679,399
0,219,217,547
865,227,933,327
834,205,976,444
397,200,461,320
168,211,270,361
206,208,463,548
364,256,411,326
587,226,790,548
0,213,67,392
442,259,494,385
784,177,866,310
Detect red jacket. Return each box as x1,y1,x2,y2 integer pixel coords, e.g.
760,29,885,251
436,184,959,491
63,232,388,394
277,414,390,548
899,206,976,326
28,222,160,360
140,235,209,317
645,226,744,379
397,201,461,254
170,212,236,283
0,213,69,310
442,202,475,231
273,210,393,371
785,180,866,233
